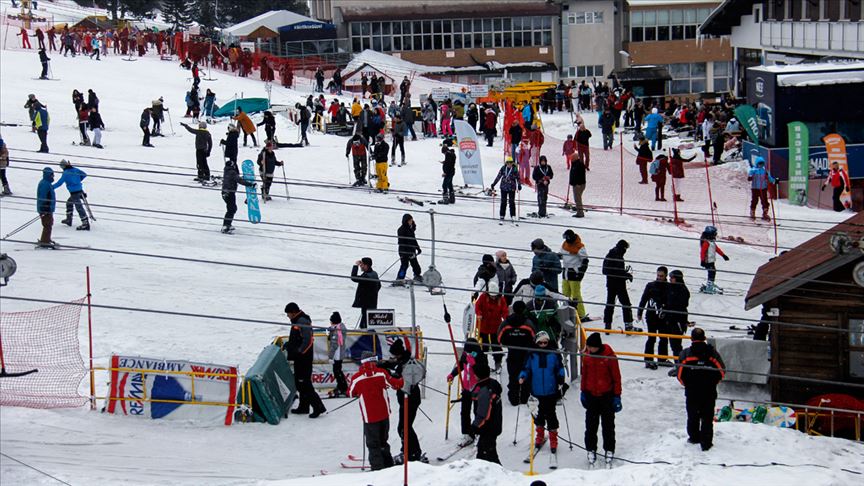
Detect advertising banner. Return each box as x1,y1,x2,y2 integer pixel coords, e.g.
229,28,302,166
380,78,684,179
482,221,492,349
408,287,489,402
468,84,490,98
822,134,853,209
453,120,484,186
106,355,238,425
787,122,809,206
734,104,760,147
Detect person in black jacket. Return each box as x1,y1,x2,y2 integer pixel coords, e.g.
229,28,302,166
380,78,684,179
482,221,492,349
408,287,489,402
38,47,50,79
373,134,390,192
665,269,691,358
87,89,99,112
473,254,497,290
472,360,503,464
569,152,587,218
497,301,537,405
295,103,310,146
220,160,255,234
382,338,425,464
637,266,669,369
345,134,368,186
180,121,213,182
602,240,635,331
256,142,283,201
532,155,554,217
140,108,154,147
220,125,239,164
508,120,522,158
87,106,104,149
257,110,276,143
351,257,381,329
440,140,456,204
677,327,725,451
283,302,326,418
395,213,421,284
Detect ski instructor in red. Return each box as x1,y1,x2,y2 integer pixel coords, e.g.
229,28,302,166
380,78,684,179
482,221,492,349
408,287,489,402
349,351,404,471
581,332,622,467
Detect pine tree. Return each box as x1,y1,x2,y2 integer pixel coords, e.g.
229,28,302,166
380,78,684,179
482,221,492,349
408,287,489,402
192,0,219,30
162,0,192,30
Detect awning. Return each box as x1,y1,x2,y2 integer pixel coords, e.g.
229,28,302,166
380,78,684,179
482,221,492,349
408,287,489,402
609,66,672,82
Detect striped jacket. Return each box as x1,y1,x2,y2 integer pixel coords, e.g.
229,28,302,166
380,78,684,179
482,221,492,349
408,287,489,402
677,341,725,395
348,362,404,424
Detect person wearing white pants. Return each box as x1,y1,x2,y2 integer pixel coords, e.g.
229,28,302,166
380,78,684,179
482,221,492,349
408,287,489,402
88,107,104,149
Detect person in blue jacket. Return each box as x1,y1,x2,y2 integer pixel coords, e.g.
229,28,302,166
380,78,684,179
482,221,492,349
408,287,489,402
53,159,89,230
37,167,57,248
747,156,776,221
519,330,567,454
644,108,664,151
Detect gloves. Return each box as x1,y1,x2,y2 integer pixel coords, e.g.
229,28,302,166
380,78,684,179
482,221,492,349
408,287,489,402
821,185,825,191
580,391,588,408
446,374,453,383
626,273,633,283
556,374,565,386
575,272,585,282
700,260,708,268
613,396,622,413
722,254,730,261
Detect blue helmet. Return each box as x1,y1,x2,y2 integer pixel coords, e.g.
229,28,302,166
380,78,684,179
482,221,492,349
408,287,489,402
754,156,766,166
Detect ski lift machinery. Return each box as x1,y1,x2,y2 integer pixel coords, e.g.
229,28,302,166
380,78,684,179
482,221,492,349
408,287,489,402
421,209,445,295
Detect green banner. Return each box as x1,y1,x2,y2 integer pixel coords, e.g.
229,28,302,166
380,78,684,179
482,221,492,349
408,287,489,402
787,121,809,206
734,104,760,147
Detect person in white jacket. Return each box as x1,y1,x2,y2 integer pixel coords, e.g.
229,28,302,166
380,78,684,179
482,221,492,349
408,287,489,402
561,229,590,321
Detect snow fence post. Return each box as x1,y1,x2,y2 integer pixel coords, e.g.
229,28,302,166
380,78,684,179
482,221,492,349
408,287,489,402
86,266,95,410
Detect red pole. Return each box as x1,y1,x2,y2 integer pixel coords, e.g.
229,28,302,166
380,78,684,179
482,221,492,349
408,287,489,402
403,394,409,486
86,266,95,411
619,131,624,215
669,149,679,226
703,160,716,227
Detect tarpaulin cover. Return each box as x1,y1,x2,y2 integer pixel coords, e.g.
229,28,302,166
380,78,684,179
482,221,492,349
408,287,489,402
241,344,296,425
212,98,270,117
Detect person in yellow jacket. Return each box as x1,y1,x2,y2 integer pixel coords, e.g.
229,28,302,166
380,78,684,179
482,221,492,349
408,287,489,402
351,98,362,123
561,229,591,321
372,134,390,192
232,107,257,147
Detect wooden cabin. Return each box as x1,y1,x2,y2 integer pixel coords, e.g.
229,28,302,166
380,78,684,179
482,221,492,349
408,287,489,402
745,212,864,405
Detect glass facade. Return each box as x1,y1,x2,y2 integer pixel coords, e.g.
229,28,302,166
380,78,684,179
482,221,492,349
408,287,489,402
667,62,707,94
630,8,713,42
713,61,733,92
350,16,554,52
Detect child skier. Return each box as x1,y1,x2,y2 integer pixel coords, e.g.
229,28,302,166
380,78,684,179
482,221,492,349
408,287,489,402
447,338,487,448
326,312,348,398
472,360,503,464
699,225,729,294
440,138,456,204
747,156,776,221
519,331,567,456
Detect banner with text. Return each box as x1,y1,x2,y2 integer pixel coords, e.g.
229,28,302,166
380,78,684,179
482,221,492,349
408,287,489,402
454,120,485,186
734,104,760,148
787,122,809,206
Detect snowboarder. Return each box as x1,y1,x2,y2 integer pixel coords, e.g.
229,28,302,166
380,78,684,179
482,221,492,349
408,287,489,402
581,332,621,467
519,331,566,455
489,157,521,224
532,156,553,218
530,238,562,293
257,110,276,144
36,167,57,248
665,269,691,361
53,159,89,231
219,159,255,234
219,125,240,164
256,142,283,201
373,134,390,192
497,301,537,405
637,266,669,369
390,113,406,166
602,240,635,331
747,157,776,220
0,137,10,196
180,121,213,182
440,138,456,204
350,257,381,329
233,108,257,147
395,214,422,285
282,303,326,418
561,230,590,322
345,134,369,186
349,351,403,470
821,161,850,212
385,337,426,464
38,47,50,79
472,360,503,464
699,225,728,294
88,106,104,149
677,327,725,451
447,338,487,448
326,312,349,397
474,281,509,372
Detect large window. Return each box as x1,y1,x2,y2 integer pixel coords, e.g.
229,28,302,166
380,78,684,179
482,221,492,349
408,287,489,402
349,16,554,53
566,65,604,79
568,11,604,25
667,62,707,94
631,8,713,42
850,319,864,378
713,61,733,92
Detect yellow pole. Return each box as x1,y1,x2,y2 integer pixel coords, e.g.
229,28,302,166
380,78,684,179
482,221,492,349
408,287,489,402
444,379,452,440
526,414,537,476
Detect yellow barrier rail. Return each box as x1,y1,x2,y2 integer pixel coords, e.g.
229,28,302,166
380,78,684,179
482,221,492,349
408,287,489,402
93,366,241,409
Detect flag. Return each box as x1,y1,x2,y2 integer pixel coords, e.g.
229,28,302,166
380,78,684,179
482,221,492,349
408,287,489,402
734,104,760,147
786,122,809,206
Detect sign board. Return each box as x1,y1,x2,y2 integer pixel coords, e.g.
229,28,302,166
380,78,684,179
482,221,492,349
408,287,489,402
822,133,853,209
787,122,809,206
468,84,489,98
430,87,450,101
453,120,484,186
240,41,255,52
367,309,396,327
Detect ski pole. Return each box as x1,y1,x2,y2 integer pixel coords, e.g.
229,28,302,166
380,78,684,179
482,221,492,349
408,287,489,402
281,163,290,201
326,396,359,414
378,257,401,279
561,395,574,450
346,155,352,185
82,193,96,222
2,215,40,240
444,379,452,440
512,385,521,445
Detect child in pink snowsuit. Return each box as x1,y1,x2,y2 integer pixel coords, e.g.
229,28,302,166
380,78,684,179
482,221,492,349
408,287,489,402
440,103,453,137
517,139,532,183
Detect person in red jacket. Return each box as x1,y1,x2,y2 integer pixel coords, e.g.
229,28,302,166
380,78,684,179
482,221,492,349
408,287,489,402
349,351,404,471
474,281,509,372
821,161,850,212
580,332,622,467
562,134,576,169
528,123,545,167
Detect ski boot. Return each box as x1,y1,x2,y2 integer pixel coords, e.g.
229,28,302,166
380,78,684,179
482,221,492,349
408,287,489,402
221,225,234,234
587,450,597,467
644,360,658,370
604,451,614,468
36,240,56,249
534,426,546,449
76,222,90,231
456,434,475,448
61,217,73,226
749,208,756,221
393,453,404,465
1,184,11,196
761,209,771,222
549,430,558,454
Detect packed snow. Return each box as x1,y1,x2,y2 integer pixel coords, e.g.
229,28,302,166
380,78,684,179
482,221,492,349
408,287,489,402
0,42,860,486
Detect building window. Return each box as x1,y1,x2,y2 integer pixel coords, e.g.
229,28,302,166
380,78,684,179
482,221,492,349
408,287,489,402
713,61,733,92
633,8,712,42
569,11,604,25
569,65,603,79
667,62,707,94
850,318,864,378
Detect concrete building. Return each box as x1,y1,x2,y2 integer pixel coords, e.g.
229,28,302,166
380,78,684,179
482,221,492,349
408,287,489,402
559,0,624,81
700,0,864,97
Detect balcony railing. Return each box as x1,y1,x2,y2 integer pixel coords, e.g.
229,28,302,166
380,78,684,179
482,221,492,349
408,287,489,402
761,20,864,53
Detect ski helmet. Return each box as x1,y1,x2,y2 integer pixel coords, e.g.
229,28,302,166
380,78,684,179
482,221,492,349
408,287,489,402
704,225,718,237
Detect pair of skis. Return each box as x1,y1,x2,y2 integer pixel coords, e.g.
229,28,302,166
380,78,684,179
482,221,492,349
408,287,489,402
523,439,557,470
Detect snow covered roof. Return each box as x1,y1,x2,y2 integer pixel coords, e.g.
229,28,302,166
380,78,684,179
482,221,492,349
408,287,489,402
749,62,864,74
344,50,450,77
629,0,720,6
222,10,323,37
777,71,864,88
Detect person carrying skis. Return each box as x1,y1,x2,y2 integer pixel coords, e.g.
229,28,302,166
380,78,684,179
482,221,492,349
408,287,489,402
602,240,635,331
233,108,257,147
256,142,283,201
350,257,380,329
38,47,50,79
530,238,562,293
373,134,390,192
219,159,255,234
53,159,89,231
384,337,426,464
447,338,487,448
677,327,725,451
581,332,621,468
474,281,509,372
282,303,326,418
440,138,456,204
665,269,691,363
140,107,154,147
326,312,349,398
699,225,728,294
471,360,503,464
345,133,369,186
490,157,521,225
497,301,537,405
637,266,669,369
0,137,11,196
349,351,403,471
561,230,590,322
88,106,104,149
395,213,422,285
180,121,213,183
519,330,567,456
821,161,850,212
257,110,276,143
36,167,57,248
747,156,776,221
532,156,554,218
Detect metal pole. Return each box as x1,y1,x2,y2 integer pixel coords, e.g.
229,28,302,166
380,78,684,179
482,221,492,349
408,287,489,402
86,266,95,410
619,131,623,215
767,150,778,255
444,380,452,440
704,159,716,226
428,209,436,269
403,394,409,486
669,148,679,226
409,280,418,358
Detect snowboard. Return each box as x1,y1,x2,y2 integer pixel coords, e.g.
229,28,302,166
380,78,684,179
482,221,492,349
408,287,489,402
462,302,476,339
241,159,261,224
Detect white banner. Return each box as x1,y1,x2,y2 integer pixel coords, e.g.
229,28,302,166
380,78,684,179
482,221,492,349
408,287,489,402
430,87,450,101
453,120,484,186
468,84,489,98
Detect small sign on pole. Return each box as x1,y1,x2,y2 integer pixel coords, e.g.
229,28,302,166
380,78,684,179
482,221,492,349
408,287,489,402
430,87,450,101
468,85,489,98
366,309,396,327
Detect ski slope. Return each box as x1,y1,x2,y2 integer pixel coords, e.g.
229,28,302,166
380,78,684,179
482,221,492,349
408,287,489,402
0,47,860,485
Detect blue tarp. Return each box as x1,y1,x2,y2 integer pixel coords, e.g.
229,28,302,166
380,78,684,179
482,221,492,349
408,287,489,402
212,98,270,118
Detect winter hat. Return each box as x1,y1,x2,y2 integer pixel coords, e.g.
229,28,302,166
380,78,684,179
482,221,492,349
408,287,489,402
691,327,706,342
530,238,545,250
360,351,378,363
284,302,300,314
361,257,373,267
529,270,544,285
59,159,71,169
482,254,494,264
329,312,342,324
534,285,546,297
586,332,602,348
198,121,207,129
535,331,550,343
512,300,527,314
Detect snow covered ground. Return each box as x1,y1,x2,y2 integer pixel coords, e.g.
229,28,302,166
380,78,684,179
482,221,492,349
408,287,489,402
0,47,860,485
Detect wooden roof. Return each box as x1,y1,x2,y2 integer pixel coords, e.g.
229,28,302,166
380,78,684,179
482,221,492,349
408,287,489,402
745,212,864,310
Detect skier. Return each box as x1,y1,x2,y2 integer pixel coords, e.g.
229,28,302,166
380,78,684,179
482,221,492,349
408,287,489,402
256,142,283,201
349,351,403,471
561,230,590,322
75,102,90,146
531,156,553,218
326,312,349,398
202,89,216,118
527,285,563,343
345,133,368,186
670,147,695,201
87,106,104,149
699,225,729,294
474,281,509,372
747,157,776,221
32,101,49,153
38,47,50,79
219,125,240,164
53,159,89,231
296,103,310,146
233,108,257,147
180,121,213,183
257,110,276,144
471,360,503,464
395,213,422,285
0,137,10,196
489,157,521,225
447,338,486,448
637,266,669,369
562,134,576,169
602,240,636,331
575,123,591,170
497,301,537,405
494,250,518,305
650,154,670,201
390,113,406,166
581,332,621,468
483,106,497,147
530,238,562,293
282,303,326,418
665,269,691,360
18,27,31,49
519,331,566,455
634,137,652,184
140,107,154,147
385,338,426,464
350,257,380,329
439,138,456,204
219,159,255,234
36,167,57,248
373,134,390,193
821,161,850,212
677,327,725,451
151,98,167,137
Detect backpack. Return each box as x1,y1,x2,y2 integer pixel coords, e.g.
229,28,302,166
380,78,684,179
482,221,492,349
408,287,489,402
648,159,660,175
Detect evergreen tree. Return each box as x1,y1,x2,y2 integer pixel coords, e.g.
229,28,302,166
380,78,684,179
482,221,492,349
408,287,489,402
162,0,192,29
